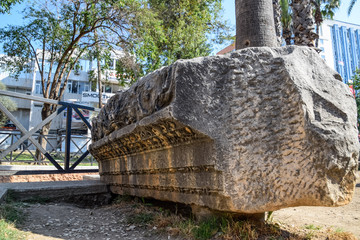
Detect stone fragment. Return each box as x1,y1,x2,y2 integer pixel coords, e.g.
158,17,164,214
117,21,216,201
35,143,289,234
89,46,359,214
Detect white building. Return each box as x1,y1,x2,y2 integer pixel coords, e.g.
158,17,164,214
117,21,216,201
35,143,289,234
318,19,360,83
0,51,129,132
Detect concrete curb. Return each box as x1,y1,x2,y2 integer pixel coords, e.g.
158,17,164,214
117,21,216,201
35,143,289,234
0,165,98,171
0,180,108,203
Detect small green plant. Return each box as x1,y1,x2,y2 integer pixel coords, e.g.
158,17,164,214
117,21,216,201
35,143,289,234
176,219,196,237
304,224,322,231
191,217,219,240
305,231,315,240
266,211,274,222
335,227,344,233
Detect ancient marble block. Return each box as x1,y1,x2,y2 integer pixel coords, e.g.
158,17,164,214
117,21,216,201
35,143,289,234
89,46,359,214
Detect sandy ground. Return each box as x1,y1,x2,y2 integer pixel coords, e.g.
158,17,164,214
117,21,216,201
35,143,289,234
10,171,360,240
273,171,360,239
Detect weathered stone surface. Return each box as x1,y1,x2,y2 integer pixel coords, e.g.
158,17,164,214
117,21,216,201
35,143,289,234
90,46,359,214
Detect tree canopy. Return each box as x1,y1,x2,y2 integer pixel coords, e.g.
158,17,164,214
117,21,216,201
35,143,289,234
349,69,360,125
132,0,232,74
0,0,21,14
0,0,231,156
0,82,17,126
278,0,340,47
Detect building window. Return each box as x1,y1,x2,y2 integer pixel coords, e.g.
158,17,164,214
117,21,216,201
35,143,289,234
102,85,112,93
77,82,90,94
66,80,89,94
71,81,78,93
35,81,43,94
67,81,72,93
84,83,90,92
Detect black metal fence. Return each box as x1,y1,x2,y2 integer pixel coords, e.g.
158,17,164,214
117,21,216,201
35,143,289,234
0,90,99,172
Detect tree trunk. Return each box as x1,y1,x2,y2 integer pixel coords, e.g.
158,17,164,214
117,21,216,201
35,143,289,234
313,3,323,48
94,30,102,108
291,0,318,47
273,0,283,46
235,0,279,49
35,103,54,163
97,58,102,108
283,28,292,45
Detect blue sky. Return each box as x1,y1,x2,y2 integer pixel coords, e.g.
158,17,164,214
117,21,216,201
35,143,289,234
0,0,359,54
222,0,360,29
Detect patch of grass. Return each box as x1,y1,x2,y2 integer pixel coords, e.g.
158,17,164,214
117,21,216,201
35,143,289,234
191,217,219,240
0,203,25,226
304,224,322,231
220,218,258,240
111,198,359,240
4,151,98,166
0,219,26,240
127,212,154,225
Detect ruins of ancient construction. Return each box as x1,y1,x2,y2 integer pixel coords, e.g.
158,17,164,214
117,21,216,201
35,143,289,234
89,46,359,214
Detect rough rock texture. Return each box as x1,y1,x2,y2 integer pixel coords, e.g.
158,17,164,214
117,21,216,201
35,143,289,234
90,46,359,214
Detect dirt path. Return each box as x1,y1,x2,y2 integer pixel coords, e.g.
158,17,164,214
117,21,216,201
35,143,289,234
273,171,360,239
15,171,360,240
19,202,178,240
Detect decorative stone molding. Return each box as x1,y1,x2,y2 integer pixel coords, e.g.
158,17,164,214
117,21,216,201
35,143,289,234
90,46,359,214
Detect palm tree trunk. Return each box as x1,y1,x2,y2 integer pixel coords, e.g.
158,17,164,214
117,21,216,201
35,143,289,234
291,0,318,47
273,0,283,46
235,0,279,49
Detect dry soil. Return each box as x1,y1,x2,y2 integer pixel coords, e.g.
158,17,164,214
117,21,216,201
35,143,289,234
12,171,360,239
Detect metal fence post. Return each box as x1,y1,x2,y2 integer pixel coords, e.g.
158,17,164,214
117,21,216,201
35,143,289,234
10,133,13,161
65,106,72,171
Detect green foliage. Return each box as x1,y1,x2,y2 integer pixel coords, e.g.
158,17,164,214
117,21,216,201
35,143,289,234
130,0,232,75
280,0,291,28
0,0,145,102
304,224,322,230
349,69,360,125
266,211,274,222
0,203,25,226
1,0,231,91
191,217,219,240
0,0,21,14
0,82,17,126
320,0,340,19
